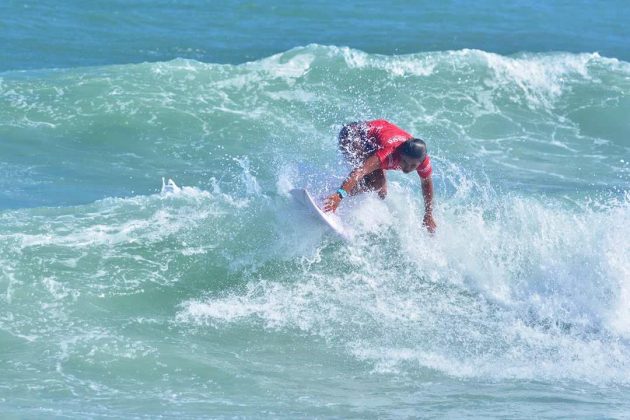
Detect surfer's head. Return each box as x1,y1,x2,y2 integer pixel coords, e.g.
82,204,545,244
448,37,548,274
400,138,427,173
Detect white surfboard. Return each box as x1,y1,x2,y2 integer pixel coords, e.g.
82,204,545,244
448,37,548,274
290,188,350,240
161,177,181,194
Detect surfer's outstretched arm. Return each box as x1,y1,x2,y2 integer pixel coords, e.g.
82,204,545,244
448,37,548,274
420,175,436,234
323,155,381,212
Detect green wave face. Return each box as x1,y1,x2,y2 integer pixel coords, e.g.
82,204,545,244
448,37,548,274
1,46,628,207
1,46,629,417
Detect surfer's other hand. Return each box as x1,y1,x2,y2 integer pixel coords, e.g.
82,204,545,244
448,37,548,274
323,193,341,213
423,212,436,234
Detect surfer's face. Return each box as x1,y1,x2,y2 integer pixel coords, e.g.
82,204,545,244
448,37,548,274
400,154,423,173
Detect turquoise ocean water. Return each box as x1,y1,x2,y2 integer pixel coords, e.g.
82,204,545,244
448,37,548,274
1,1,630,418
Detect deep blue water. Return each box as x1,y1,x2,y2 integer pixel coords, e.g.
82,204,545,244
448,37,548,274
2,0,629,71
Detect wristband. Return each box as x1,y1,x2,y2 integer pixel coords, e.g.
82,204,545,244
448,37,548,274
336,188,348,199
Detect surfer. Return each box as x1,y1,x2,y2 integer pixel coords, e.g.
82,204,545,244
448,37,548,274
323,119,436,233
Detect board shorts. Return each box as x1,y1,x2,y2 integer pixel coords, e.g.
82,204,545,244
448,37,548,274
338,122,378,168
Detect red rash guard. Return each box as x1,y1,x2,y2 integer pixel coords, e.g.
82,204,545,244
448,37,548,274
366,119,433,179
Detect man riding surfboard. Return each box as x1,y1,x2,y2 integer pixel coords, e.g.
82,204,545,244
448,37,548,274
323,119,436,233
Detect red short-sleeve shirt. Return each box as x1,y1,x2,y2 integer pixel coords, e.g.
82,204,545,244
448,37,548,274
366,119,433,179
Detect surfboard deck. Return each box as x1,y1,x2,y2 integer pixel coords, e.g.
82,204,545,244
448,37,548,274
290,188,350,240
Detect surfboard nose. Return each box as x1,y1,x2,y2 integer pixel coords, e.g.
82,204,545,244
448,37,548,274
289,188,308,206
161,177,181,194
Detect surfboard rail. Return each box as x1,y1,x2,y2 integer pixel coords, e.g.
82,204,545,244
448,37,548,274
290,188,350,240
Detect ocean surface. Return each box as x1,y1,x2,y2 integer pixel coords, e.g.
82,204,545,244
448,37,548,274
1,1,630,418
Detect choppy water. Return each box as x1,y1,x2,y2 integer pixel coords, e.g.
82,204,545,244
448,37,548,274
2,2,630,419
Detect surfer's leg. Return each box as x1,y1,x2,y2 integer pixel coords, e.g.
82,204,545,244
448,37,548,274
351,169,387,198
339,122,385,197
365,169,387,199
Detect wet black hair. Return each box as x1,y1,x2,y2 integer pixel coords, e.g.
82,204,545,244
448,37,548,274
401,138,427,160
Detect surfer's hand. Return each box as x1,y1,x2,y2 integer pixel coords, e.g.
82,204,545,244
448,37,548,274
423,212,436,234
323,193,341,213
